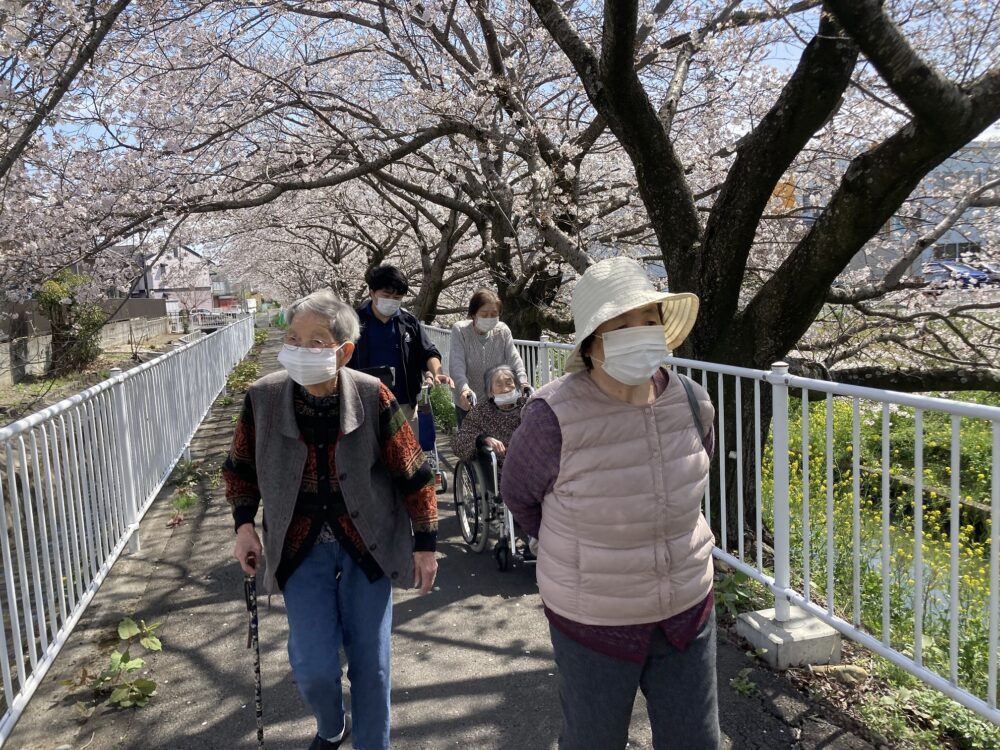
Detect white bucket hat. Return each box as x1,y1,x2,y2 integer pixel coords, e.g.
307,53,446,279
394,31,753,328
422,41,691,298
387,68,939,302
565,257,699,373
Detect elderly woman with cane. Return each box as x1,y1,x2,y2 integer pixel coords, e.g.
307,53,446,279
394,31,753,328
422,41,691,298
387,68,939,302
224,289,439,750
502,257,719,749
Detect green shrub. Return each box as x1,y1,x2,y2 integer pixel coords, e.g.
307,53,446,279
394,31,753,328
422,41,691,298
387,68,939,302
426,383,456,433
63,617,162,711
37,270,108,374
168,460,202,487
714,570,768,620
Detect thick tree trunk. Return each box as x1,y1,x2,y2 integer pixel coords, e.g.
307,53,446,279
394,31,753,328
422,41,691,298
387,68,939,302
498,269,569,340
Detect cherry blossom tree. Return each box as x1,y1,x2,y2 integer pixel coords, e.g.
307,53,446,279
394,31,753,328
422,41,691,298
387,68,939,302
2,0,997,381
3,0,999,543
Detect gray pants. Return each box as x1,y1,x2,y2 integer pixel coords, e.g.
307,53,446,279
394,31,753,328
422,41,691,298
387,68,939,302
549,611,720,750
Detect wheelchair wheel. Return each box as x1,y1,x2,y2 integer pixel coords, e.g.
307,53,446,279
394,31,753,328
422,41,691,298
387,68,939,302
454,463,489,552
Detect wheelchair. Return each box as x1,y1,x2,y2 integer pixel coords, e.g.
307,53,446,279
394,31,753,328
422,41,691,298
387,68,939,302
452,446,532,571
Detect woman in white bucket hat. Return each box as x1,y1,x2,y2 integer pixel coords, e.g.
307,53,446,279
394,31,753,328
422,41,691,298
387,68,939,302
502,257,719,749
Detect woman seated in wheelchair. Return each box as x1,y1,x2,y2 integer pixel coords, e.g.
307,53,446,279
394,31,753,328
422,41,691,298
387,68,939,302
452,365,536,565
452,364,525,468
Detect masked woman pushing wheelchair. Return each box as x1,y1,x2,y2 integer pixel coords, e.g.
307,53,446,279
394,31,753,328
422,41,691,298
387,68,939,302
502,257,719,749
449,288,530,426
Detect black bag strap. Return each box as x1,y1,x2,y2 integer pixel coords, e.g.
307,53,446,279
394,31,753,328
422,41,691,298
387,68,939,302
677,373,706,444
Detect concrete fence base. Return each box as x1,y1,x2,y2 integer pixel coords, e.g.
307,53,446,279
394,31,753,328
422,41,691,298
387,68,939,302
0,316,170,386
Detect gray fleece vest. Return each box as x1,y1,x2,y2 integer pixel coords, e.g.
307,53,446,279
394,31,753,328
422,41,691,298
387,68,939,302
248,368,416,594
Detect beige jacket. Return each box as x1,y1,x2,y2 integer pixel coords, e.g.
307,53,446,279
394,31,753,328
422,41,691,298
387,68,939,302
534,370,715,626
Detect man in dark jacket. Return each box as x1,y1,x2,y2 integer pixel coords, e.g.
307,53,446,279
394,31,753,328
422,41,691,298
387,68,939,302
354,264,453,422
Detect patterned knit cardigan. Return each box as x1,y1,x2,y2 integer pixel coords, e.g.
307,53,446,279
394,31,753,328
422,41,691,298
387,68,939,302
452,397,524,468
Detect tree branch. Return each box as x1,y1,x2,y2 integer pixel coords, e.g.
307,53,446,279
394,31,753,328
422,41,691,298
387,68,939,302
828,176,1000,304
635,0,820,70
530,0,700,288
695,10,858,354
178,122,478,214
372,168,482,220
279,2,387,33
723,61,1000,367
535,217,593,273
657,0,742,133
0,0,132,182
824,0,972,127
601,0,639,83
827,366,1000,392
525,0,602,97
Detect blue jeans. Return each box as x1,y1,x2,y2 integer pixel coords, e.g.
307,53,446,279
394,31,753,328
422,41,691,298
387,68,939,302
283,540,393,750
549,611,720,749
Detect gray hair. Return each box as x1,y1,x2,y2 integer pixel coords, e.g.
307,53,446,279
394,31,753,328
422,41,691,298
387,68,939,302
484,365,516,396
286,289,361,343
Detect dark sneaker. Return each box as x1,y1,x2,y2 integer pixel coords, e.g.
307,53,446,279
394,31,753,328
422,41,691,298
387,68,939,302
308,714,351,749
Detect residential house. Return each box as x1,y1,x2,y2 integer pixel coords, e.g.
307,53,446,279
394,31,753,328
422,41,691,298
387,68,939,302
133,245,213,313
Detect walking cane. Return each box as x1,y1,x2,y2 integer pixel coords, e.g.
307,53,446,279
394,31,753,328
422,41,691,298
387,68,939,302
244,553,264,749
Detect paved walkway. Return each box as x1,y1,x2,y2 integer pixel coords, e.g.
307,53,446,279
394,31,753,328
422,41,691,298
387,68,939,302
6,332,874,750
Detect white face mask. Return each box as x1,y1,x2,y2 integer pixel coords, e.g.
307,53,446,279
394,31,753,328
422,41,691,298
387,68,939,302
278,344,344,386
596,326,667,386
493,389,519,407
475,316,499,333
374,297,402,317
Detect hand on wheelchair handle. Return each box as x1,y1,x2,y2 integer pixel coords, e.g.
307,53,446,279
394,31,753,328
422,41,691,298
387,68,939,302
483,437,506,456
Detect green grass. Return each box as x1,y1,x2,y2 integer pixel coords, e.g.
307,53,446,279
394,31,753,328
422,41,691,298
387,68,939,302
226,359,260,392
170,489,198,513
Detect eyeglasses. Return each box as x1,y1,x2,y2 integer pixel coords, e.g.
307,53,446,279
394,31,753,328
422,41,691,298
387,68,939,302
282,340,338,354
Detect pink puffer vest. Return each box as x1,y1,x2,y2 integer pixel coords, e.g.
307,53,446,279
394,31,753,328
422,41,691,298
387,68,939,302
534,370,715,626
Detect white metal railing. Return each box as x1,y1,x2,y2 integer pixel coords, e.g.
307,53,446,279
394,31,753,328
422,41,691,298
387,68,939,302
192,310,243,329
427,324,1000,726
0,315,254,746
166,309,243,333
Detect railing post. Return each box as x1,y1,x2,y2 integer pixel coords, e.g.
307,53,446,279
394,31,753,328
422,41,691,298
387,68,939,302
539,334,552,385
771,361,791,623
109,368,141,554
170,343,194,463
